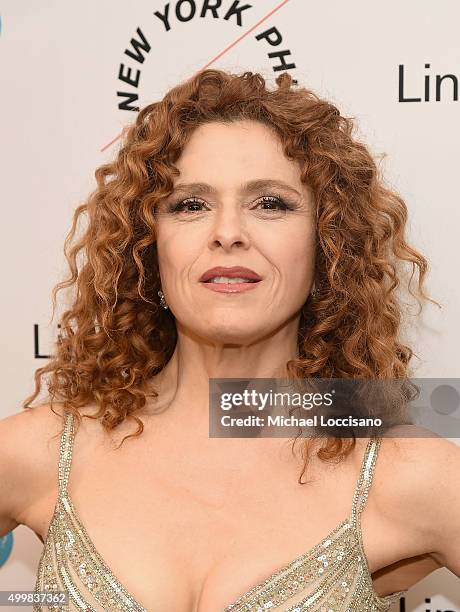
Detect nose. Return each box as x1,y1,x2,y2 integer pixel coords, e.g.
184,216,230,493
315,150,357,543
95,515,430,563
208,205,251,252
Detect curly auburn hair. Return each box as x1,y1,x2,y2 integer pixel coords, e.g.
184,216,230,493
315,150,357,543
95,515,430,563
23,68,438,483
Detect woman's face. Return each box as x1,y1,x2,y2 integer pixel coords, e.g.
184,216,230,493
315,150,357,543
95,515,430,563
154,119,316,345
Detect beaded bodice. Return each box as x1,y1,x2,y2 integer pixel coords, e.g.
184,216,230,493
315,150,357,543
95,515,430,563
33,412,406,611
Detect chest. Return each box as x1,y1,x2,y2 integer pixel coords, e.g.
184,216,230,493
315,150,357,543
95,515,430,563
32,432,415,611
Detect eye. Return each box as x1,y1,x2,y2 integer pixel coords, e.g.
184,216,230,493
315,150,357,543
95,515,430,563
169,197,208,213
254,196,290,212
167,194,294,214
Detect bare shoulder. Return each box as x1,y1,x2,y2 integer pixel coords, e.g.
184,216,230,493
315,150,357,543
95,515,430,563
0,402,67,457
370,429,460,574
0,403,67,535
373,431,459,510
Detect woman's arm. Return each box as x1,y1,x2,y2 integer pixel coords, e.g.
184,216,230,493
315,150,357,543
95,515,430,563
0,405,63,537
378,434,460,578
0,412,27,536
424,436,460,577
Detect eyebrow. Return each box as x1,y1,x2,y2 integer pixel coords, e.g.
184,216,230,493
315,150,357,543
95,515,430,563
171,179,302,199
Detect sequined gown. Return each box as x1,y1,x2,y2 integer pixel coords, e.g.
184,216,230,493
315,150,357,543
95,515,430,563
33,411,407,611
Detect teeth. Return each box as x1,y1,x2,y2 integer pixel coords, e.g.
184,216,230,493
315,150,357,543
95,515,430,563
209,276,254,284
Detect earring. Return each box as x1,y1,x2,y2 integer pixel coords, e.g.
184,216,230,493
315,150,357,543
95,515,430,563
310,284,318,297
157,289,169,310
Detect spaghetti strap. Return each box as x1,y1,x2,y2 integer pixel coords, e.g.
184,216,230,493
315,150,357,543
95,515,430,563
57,411,75,495
350,436,382,526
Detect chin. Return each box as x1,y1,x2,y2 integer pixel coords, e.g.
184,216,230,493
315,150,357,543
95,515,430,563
196,319,267,346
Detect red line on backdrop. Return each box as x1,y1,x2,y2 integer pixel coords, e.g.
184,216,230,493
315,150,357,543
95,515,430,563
199,0,291,69
100,0,292,152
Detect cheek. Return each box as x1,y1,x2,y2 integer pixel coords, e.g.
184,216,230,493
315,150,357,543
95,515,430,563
155,224,203,279
260,222,316,278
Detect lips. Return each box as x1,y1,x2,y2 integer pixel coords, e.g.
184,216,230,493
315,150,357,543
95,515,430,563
200,266,262,283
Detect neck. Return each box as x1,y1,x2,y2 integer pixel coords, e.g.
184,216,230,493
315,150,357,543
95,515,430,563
146,316,301,422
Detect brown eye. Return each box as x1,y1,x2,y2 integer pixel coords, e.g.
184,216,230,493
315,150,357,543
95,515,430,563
169,197,207,213
254,196,290,212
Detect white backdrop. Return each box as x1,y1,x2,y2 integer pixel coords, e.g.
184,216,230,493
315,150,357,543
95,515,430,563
1,1,459,610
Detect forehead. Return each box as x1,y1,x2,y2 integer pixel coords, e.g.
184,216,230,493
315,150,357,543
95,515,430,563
175,120,303,186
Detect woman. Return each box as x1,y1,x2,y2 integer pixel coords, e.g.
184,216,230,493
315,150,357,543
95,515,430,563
0,68,458,611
